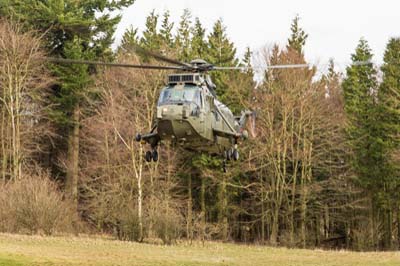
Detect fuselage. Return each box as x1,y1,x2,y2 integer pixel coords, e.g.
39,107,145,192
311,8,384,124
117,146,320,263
155,76,238,154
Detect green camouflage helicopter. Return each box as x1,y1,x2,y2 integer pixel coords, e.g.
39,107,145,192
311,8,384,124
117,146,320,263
132,51,256,166
48,49,256,170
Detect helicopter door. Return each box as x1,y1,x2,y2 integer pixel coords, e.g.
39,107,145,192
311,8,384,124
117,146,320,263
195,92,203,134
203,95,214,138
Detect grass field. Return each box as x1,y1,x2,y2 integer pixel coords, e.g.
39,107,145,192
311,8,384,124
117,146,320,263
0,233,399,266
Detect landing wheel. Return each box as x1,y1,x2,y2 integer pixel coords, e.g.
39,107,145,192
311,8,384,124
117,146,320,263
232,149,239,161
145,151,152,162
152,149,158,162
225,149,232,161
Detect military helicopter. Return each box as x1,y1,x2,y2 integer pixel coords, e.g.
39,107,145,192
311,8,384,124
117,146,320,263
47,48,307,170
131,50,256,166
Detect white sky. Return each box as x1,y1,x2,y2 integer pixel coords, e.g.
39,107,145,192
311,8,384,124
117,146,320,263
115,0,400,73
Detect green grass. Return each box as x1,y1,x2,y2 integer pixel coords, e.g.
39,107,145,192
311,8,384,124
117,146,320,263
0,233,399,266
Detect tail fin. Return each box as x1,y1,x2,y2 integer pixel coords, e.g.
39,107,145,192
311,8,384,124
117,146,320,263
238,110,257,139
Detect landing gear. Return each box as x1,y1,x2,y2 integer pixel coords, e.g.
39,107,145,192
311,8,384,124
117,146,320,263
145,147,159,162
224,147,239,161
152,149,158,162
225,149,232,161
145,150,152,162
232,148,239,161
222,145,239,172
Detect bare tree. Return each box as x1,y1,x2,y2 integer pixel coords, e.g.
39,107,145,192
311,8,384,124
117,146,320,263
0,20,52,180
80,53,183,242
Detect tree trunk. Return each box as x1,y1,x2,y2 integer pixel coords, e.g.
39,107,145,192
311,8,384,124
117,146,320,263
315,215,321,246
369,198,376,249
200,175,206,244
66,105,80,205
324,204,329,239
299,180,308,248
270,205,279,246
218,174,228,241
132,142,143,242
187,174,193,243
261,186,265,244
383,209,393,250
397,207,400,249
1,110,6,180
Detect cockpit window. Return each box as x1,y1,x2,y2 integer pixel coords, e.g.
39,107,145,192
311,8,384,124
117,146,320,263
158,86,202,107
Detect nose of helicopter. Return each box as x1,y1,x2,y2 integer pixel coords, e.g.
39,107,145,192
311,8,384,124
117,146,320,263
156,105,196,141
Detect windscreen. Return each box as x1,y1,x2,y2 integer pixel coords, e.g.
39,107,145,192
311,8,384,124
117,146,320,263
158,86,201,107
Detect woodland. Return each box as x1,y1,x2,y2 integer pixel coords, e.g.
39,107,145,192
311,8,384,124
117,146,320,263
0,1,399,251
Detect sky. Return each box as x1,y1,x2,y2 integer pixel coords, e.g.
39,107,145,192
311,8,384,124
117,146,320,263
114,0,400,73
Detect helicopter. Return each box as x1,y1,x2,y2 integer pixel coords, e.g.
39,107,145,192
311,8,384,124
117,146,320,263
131,51,256,166
47,48,308,170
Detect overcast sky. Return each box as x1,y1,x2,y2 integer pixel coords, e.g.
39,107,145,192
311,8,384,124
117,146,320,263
115,0,400,72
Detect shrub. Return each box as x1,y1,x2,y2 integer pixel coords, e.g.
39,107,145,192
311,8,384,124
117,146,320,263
0,173,78,235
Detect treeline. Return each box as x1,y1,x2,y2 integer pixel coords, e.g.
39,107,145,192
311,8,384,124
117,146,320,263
0,1,399,251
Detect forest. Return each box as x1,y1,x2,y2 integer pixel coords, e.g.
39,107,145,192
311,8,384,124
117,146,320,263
0,1,399,252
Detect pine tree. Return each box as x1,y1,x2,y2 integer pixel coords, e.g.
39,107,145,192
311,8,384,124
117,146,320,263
140,10,161,51
242,47,254,76
379,38,400,152
175,9,192,61
51,38,91,203
343,39,379,188
160,10,174,49
206,19,238,101
342,39,394,248
287,15,308,55
191,18,207,59
378,38,400,248
119,26,139,53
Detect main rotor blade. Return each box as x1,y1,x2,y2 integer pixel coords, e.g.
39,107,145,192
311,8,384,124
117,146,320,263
45,57,184,70
214,64,310,71
134,46,193,69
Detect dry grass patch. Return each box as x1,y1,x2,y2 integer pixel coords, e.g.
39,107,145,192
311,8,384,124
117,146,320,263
0,233,399,266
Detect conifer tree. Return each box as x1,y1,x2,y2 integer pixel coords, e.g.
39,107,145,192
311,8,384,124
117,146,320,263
140,10,161,51
191,18,207,59
175,9,192,61
342,39,379,189
379,38,400,153
206,19,238,102
287,15,308,55
160,10,175,48
119,26,139,53
378,38,400,248
342,39,394,248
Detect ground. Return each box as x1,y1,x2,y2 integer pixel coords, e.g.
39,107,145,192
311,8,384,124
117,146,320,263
0,234,399,266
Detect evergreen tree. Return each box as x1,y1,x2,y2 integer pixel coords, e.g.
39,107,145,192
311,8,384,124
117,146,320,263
342,39,396,248
0,0,133,58
242,47,254,76
191,18,207,59
287,15,308,55
140,10,161,51
343,39,379,189
378,38,400,248
206,19,238,102
175,9,192,61
379,38,400,152
160,10,175,48
119,26,139,53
